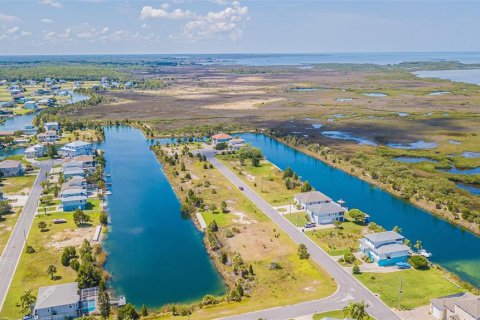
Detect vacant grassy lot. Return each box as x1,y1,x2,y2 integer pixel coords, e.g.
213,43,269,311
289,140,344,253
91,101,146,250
217,154,301,206
313,309,375,320
154,144,337,319
0,208,21,255
306,219,366,256
284,212,310,227
1,174,37,195
355,268,464,309
0,209,102,319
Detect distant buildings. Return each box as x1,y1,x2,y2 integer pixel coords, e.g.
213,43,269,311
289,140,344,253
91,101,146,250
37,131,58,143
44,122,59,131
431,293,480,320
33,282,98,320
24,101,38,110
25,144,45,159
23,125,38,136
60,141,94,158
212,133,232,145
228,138,246,150
0,160,23,177
359,231,410,266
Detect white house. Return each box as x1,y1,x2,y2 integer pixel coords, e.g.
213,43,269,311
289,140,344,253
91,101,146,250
0,160,23,177
63,168,85,179
24,101,38,110
306,201,346,224
60,141,94,158
37,131,58,143
60,188,87,198
44,122,59,131
431,293,480,320
23,125,38,136
228,138,246,150
294,191,332,209
211,133,233,145
359,231,410,266
25,144,45,159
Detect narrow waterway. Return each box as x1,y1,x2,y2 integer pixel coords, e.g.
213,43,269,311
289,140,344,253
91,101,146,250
238,133,480,288
99,126,225,307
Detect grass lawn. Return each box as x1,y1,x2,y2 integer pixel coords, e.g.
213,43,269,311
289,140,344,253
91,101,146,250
217,155,301,206
0,210,101,319
284,212,310,227
0,208,21,255
306,219,365,256
313,309,375,320
355,268,465,310
1,174,37,195
13,108,34,115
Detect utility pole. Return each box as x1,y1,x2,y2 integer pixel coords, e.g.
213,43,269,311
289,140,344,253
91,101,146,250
23,229,27,246
398,277,403,310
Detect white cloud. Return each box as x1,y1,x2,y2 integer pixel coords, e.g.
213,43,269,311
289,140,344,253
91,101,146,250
41,18,54,23
21,31,32,37
140,5,194,20
182,1,248,42
101,27,109,34
0,13,21,23
6,26,19,34
40,0,63,8
209,0,228,5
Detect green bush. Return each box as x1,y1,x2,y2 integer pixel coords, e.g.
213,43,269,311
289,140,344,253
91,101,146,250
409,255,429,270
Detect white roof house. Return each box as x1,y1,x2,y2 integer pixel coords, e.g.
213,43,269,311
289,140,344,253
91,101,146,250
25,144,45,159
431,293,480,320
294,191,332,208
360,231,410,266
34,282,80,320
60,140,94,158
306,201,346,224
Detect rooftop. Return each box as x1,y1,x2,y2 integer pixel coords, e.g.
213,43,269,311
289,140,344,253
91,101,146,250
212,133,232,140
295,191,332,204
431,293,478,315
365,231,404,243
0,160,21,169
374,243,410,254
64,140,92,148
35,282,79,310
307,201,346,215
62,195,87,202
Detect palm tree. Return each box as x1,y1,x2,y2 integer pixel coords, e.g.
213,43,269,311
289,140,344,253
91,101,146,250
343,301,370,320
47,264,57,280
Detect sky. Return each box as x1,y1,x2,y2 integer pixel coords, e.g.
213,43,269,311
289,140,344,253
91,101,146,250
0,0,479,55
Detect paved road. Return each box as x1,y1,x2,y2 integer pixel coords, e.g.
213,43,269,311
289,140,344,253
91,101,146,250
0,162,52,312
205,154,401,320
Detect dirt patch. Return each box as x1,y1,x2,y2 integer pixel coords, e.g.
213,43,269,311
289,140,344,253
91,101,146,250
226,222,291,261
49,227,95,249
201,97,285,110
231,211,257,225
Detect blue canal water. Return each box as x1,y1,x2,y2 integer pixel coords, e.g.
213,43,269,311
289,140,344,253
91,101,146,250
99,126,225,307
237,133,480,288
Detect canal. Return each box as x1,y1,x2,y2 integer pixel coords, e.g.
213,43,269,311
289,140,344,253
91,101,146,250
237,133,480,288
99,126,225,307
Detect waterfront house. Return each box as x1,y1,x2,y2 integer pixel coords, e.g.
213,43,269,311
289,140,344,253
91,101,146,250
306,201,346,224
37,131,58,143
431,293,480,320
212,133,233,145
359,231,410,266
23,125,38,136
25,144,45,159
24,101,38,110
65,177,87,187
294,191,332,209
65,155,96,170
44,122,59,131
60,188,87,198
0,160,23,177
228,138,246,150
63,168,85,179
63,161,83,170
33,282,98,320
60,141,94,158
61,195,87,211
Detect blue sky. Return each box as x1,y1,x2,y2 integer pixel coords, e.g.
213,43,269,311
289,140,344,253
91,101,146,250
0,0,478,54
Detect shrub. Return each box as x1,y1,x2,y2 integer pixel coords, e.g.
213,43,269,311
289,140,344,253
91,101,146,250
343,252,356,264
409,255,429,270
25,246,35,254
297,244,310,259
202,295,218,306
352,263,361,274
269,261,282,270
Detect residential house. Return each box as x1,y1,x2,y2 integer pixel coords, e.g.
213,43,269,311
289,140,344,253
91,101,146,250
60,188,87,198
306,201,346,224
25,144,45,159
431,293,480,320
228,138,246,150
61,195,87,211
44,122,59,131
0,160,23,177
33,282,98,320
359,231,410,266
63,168,85,179
65,177,87,187
294,191,332,209
23,125,38,135
60,141,94,158
212,133,232,145
37,131,58,143
64,155,96,173
24,101,38,110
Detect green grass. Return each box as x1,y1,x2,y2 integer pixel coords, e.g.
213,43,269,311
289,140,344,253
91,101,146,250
355,268,465,309
201,210,234,228
313,309,374,320
0,210,101,319
1,175,37,195
0,208,21,255
284,212,310,227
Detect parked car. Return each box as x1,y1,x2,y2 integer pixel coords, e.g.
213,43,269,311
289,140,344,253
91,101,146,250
304,222,316,228
239,186,244,191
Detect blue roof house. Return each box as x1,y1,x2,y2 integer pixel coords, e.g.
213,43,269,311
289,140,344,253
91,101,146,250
61,195,87,212
360,231,410,266
63,168,85,179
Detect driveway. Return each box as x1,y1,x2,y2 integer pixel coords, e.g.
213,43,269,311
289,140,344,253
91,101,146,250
205,154,400,320
0,161,52,312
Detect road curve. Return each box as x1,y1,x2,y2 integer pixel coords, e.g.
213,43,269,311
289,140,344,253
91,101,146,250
0,162,52,312
206,155,400,320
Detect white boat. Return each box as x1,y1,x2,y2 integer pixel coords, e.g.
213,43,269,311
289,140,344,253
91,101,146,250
105,191,112,195
419,249,432,258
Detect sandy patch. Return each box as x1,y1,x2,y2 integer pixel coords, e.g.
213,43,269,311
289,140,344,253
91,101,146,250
49,227,95,249
244,173,256,182
226,222,291,261
231,211,257,225
201,97,285,110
